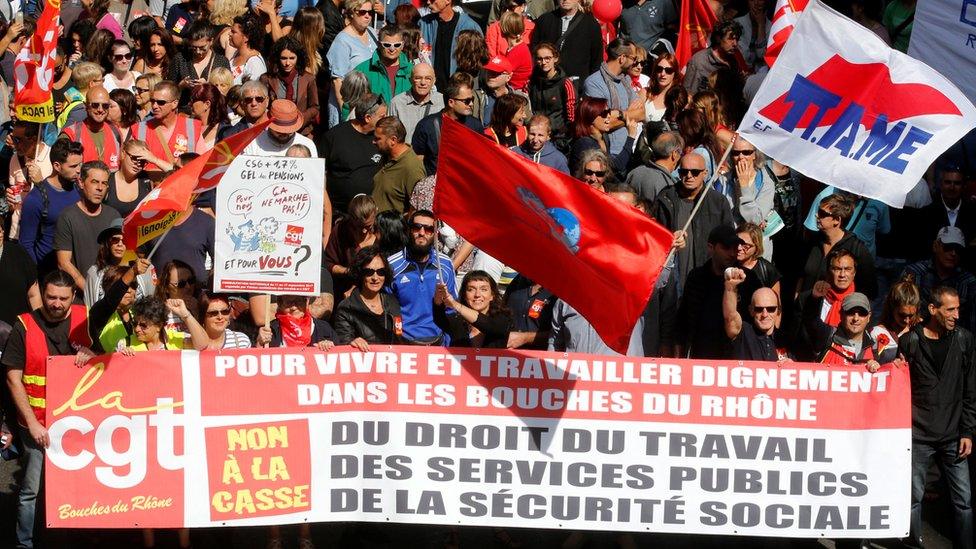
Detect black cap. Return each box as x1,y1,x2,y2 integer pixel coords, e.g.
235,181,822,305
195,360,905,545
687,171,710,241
707,224,743,247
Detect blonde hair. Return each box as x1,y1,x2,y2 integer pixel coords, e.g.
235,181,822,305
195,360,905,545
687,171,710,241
72,62,104,91
137,72,163,90
692,90,727,130
209,0,248,26
343,0,370,14
499,12,524,39
209,67,234,90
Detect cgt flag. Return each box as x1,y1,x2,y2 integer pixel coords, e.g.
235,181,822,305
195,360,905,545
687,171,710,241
675,0,717,70
13,0,60,122
122,120,271,257
434,117,674,354
739,0,976,208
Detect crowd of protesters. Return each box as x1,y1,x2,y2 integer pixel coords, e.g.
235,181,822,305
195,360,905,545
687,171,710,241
0,0,969,547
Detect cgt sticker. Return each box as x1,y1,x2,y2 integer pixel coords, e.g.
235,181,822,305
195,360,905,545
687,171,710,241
284,225,304,246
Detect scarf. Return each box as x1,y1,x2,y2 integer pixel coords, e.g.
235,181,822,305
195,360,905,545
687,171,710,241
277,312,313,347
630,74,642,93
824,284,855,327
277,70,300,102
599,63,622,110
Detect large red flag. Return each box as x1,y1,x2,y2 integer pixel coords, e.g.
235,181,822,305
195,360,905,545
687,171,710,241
13,0,60,122
675,0,718,71
123,120,272,257
433,117,674,354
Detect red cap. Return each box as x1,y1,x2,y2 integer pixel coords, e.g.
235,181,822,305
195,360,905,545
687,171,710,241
483,55,514,74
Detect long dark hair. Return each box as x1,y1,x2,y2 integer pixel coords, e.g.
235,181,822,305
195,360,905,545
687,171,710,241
351,246,393,289
489,93,527,139
271,36,308,76
141,28,175,74
376,210,406,257
676,108,720,160
460,271,508,317
190,83,230,127
110,88,140,128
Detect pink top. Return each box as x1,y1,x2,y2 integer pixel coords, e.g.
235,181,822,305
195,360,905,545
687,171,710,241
97,13,124,40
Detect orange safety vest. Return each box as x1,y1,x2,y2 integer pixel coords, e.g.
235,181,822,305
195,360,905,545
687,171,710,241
63,122,122,171
131,115,200,170
18,305,91,426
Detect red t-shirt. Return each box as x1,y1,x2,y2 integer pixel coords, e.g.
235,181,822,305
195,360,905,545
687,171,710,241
506,42,533,93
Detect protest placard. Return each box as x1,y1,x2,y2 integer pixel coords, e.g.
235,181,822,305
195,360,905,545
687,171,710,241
45,347,910,537
214,156,324,296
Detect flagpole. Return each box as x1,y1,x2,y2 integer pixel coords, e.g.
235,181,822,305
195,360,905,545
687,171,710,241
145,227,172,261
661,136,737,268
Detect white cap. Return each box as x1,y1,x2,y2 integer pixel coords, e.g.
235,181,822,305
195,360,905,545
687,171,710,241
937,226,966,247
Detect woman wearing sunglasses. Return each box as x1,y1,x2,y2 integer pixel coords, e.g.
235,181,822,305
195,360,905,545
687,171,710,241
154,259,201,334
198,292,252,348
333,246,404,351
83,222,156,308
120,295,210,355
736,222,781,297
570,96,638,179
326,0,378,126
103,40,141,93
326,194,379,298
645,52,680,122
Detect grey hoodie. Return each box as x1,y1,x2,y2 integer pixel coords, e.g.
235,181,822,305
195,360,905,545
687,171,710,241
510,141,570,175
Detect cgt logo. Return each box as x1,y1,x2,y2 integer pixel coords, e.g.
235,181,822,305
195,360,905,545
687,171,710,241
757,55,962,175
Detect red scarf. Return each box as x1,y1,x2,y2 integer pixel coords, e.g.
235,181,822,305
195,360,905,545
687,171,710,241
277,312,312,347
630,75,642,93
824,284,855,327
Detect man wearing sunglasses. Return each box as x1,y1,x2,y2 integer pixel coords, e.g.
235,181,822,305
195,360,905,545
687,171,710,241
129,81,203,172
723,266,791,362
815,292,885,369
220,80,271,140
356,25,413,105
582,38,642,157
59,86,123,172
388,209,458,345
412,80,484,175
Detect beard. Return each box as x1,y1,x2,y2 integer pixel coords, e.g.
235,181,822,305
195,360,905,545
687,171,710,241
407,238,433,259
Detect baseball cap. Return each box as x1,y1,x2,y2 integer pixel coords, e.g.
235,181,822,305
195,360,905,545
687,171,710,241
841,292,871,313
937,226,966,248
483,55,514,74
707,224,744,247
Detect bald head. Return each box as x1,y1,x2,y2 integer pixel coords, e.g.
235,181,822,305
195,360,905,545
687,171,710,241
751,288,778,309
86,86,111,124
677,152,707,196
749,287,780,335
411,63,436,97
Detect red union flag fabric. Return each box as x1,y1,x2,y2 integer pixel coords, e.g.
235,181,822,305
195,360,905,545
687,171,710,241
765,0,809,68
675,0,717,70
13,0,60,122
738,0,976,208
433,117,673,354
123,121,271,256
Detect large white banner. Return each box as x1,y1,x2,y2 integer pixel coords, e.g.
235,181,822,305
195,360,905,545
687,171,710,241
214,156,324,296
739,0,976,207
909,0,976,101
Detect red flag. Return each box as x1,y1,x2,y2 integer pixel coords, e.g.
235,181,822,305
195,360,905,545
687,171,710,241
14,0,60,122
675,0,718,71
765,0,809,67
123,120,272,257
433,117,674,354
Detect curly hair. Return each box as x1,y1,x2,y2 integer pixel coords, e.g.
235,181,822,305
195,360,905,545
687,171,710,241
454,29,488,77
131,296,169,327
351,246,393,289
233,13,264,49
271,36,308,75
209,0,248,27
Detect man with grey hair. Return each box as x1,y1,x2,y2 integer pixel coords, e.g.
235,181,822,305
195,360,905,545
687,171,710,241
319,93,387,214
626,130,682,202
372,116,425,214
218,80,270,139
389,63,443,143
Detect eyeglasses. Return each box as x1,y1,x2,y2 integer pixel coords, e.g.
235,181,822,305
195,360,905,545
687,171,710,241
151,98,172,106
362,268,386,277
753,306,778,313
816,208,834,219
678,168,705,177
632,59,644,66
731,149,755,157
655,66,676,74
536,55,554,62
206,308,231,317
169,278,193,288
737,241,755,250
451,96,474,105
583,169,606,177
113,52,133,60
88,102,111,110
380,41,403,49
844,308,869,318
135,86,150,94
355,8,373,16
243,95,267,104
410,222,436,234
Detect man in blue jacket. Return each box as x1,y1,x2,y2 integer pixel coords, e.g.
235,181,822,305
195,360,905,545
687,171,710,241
421,0,482,86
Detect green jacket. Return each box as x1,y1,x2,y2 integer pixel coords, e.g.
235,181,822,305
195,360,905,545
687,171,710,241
355,52,413,105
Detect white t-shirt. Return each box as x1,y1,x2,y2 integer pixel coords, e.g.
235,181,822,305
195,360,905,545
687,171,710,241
230,54,267,85
243,131,318,157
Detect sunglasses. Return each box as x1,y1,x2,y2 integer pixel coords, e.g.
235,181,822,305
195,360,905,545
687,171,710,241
109,235,124,244
151,98,172,106
632,59,644,66
355,8,373,16
169,278,193,288
380,41,403,49
410,222,436,234
88,102,111,110
655,66,676,74
678,168,705,177
362,268,386,277
135,321,156,329
113,52,133,60
731,149,755,157
135,86,150,94
599,109,613,118
583,169,606,177
243,96,267,104
753,306,778,313
451,96,474,105
816,208,834,218
206,308,231,317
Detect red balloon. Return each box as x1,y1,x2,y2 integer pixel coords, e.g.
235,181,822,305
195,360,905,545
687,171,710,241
591,0,622,23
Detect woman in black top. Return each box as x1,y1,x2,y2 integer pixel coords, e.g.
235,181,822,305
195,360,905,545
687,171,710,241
333,246,404,351
736,222,781,296
434,270,512,348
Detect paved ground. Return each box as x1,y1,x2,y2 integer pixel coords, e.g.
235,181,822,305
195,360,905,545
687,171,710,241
0,458,953,548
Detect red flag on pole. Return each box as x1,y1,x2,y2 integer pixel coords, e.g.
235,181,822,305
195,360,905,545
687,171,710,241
14,0,60,122
433,117,674,354
123,120,272,258
675,0,718,71
765,0,809,67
